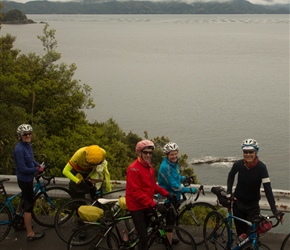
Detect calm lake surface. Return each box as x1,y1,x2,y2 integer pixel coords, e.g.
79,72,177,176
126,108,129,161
2,14,289,191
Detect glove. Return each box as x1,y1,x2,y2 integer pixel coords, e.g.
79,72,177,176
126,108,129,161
166,193,177,202
185,176,194,184
78,180,89,190
38,167,44,173
154,204,167,214
190,187,197,194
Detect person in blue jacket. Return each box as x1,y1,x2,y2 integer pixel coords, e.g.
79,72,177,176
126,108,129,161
14,124,45,242
158,142,197,244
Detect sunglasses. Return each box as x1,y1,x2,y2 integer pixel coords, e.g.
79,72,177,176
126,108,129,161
22,133,32,137
142,151,153,155
243,150,255,155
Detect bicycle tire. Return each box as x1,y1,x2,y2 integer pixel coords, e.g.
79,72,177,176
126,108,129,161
0,204,13,242
176,201,216,245
240,242,272,250
203,210,229,250
54,198,93,243
147,225,197,250
67,224,119,250
281,233,290,250
32,186,72,227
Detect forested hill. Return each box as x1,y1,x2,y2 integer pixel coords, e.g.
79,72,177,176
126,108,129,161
2,0,289,14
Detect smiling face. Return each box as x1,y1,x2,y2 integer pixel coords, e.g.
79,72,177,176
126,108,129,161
167,150,178,163
141,148,153,163
21,132,32,143
243,150,256,163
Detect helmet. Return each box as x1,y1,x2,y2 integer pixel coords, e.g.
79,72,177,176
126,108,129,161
162,142,179,154
17,124,33,135
85,145,105,165
135,140,155,154
241,139,259,151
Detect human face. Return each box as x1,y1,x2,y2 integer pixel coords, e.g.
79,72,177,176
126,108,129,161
243,150,256,163
167,150,178,163
21,132,32,142
141,149,153,163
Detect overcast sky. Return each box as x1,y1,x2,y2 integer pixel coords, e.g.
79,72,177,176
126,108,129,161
8,0,290,6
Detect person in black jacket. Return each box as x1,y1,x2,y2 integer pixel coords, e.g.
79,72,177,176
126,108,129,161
227,138,283,236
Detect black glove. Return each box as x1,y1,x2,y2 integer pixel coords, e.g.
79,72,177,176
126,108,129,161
185,176,194,184
154,204,167,214
78,180,89,191
166,193,177,202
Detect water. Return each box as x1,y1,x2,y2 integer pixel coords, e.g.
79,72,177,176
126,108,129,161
2,15,289,191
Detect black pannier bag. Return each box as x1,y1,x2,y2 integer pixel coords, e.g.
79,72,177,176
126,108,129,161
211,186,231,208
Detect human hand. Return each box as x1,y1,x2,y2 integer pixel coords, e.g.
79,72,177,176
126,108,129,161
274,211,284,223
38,167,44,173
166,193,177,202
190,187,197,194
154,204,167,214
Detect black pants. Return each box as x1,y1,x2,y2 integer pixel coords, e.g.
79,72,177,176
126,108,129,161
17,180,34,213
130,208,154,250
233,200,260,236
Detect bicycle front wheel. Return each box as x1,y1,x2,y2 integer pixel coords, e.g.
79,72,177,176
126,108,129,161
281,233,290,250
203,210,229,250
0,205,13,242
68,224,119,250
176,201,216,245
148,225,196,250
240,242,271,250
32,187,72,227
55,198,93,243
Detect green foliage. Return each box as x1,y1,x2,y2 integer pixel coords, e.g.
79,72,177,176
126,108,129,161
0,23,198,184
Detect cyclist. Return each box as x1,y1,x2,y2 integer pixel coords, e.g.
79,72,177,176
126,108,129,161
62,145,112,199
158,142,197,244
126,139,175,250
13,124,45,242
227,138,283,236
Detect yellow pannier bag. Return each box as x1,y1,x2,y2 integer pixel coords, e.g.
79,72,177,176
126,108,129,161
119,197,127,210
78,205,104,222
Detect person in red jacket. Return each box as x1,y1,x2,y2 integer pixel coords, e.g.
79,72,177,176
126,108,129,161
126,139,174,250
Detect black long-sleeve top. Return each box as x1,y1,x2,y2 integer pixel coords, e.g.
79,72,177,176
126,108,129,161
227,159,277,214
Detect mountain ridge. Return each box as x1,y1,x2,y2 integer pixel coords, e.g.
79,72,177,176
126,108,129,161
2,0,289,14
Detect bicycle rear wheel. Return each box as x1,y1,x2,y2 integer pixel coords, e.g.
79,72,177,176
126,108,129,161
240,242,271,250
281,233,290,250
0,205,12,242
54,198,92,243
148,225,196,250
67,224,119,250
32,187,72,227
203,210,229,250
176,201,216,245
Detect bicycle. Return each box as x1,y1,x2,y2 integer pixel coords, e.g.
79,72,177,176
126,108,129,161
165,184,216,245
0,166,72,242
67,197,197,250
54,187,127,243
203,187,284,250
281,232,290,250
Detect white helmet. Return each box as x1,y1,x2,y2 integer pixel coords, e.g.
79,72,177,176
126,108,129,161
17,124,33,136
241,139,259,151
162,142,179,154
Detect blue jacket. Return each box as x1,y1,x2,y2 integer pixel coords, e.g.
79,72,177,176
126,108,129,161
158,157,192,200
14,141,39,182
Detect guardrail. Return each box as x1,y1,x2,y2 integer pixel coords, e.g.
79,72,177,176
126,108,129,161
1,174,289,213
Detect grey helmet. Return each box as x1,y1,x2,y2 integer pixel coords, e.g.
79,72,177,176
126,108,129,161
17,124,33,136
162,142,179,154
241,138,259,151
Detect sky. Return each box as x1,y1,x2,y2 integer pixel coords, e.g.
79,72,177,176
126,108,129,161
6,0,290,6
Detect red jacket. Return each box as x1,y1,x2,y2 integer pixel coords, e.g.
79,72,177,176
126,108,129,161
126,157,169,211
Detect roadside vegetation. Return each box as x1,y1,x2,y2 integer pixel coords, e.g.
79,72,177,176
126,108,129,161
0,5,197,182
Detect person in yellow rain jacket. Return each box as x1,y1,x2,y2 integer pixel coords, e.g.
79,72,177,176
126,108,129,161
62,145,112,198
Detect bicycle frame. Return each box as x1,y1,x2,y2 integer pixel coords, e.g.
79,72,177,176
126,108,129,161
225,209,258,250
